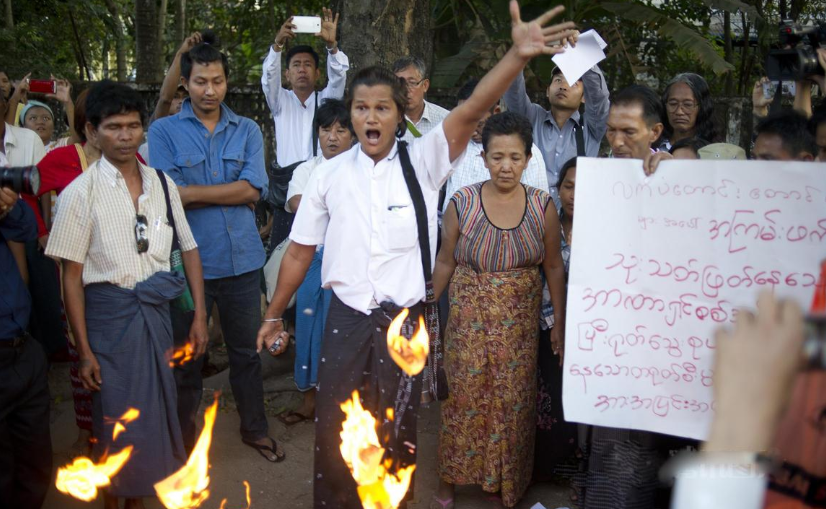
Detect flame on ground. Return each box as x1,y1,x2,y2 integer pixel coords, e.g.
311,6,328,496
167,341,196,368
386,308,429,376
154,396,219,508
218,481,251,509
55,446,134,501
339,390,415,509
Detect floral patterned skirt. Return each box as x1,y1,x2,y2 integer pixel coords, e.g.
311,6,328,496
438,264,542,507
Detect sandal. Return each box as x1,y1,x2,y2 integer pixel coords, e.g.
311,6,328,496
277,410,313,426
242,437,286,463
429,496,454,509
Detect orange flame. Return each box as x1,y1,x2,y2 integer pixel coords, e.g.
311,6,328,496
339,391,415,509
55,446,134,501
154,396,219,508
218,481,251,509
386,308,429,376
167,341,196,368
109,408,141,441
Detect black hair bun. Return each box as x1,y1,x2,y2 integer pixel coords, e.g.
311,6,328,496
200,29,221,48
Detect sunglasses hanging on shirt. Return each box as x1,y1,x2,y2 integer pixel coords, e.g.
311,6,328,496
135,214,149,254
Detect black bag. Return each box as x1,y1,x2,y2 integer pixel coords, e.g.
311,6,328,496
266,93,319,210
397,141,449,401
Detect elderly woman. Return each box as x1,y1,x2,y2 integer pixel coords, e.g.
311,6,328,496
431,111,567,508
660,73,719,150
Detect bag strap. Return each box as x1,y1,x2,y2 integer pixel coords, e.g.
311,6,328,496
75,143,88,171
573,119,586,157
155,169,182,252
312,92,319,157
397,141,434,301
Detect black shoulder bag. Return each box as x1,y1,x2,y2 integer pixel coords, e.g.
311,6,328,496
573,118,586,157
397,141,449,401
267,92,319,209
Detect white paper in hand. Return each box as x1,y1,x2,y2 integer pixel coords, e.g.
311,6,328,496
551,29,607,85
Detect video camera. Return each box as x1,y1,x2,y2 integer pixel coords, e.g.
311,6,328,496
766,20,826,81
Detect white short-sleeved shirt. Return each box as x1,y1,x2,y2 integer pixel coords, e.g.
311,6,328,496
290,123,462,314
46,156,198,289
285,155,324,213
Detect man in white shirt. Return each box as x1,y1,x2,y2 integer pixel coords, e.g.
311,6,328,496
443,78,548,210
393,56,450,144
261,8,349,168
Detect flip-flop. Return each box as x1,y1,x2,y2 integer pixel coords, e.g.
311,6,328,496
277,410,313,426
429,496,454,509
242,437,286,463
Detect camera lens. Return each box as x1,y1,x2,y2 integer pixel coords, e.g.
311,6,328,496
0,166,40,195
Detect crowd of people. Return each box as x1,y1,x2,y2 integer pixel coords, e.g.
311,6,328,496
1,2,824,509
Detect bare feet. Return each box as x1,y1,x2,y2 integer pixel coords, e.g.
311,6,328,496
243,436,286,462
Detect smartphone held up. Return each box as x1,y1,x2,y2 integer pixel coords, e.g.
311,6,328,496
28,79,56,95
292,16,321,34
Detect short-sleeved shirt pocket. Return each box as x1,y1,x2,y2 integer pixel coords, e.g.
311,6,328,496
222,152,245,181
174,153,207,182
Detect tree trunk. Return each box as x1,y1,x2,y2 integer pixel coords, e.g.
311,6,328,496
103,0,127,81
723,11,734,96
4,0,12,30
175,0,186,44
337,0,433,76
135,0,162,82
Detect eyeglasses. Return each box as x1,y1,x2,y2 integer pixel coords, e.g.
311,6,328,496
403,78,425,89
135,214,149,254
666,100,698,112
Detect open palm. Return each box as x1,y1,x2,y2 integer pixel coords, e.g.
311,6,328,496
510,0,575,60
318,7,339,44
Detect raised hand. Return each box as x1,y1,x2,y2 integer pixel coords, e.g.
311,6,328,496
178,32,203,55
752,77,772,111
318,7,340,47
275,17,297,48
509,0,576,60
47,76,72,105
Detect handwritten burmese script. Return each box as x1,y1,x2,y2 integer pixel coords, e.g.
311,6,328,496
563,158,826,440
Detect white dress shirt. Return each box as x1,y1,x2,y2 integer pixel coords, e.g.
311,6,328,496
3,123,46,166
285,155,324,213
442,140,548,212
400,100,450,144
290,123,462,314
261,47,350,167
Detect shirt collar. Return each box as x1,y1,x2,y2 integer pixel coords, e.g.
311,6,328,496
356,141,399,168
178,98,239,127
98,155,156,191
544,108,582,129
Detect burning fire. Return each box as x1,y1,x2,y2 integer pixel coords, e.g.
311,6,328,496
154,396,219,508
339,391,415,509
167,341,196,368
55,446,134,501
109,408,140,441
386,308,429,376
218,481,251,509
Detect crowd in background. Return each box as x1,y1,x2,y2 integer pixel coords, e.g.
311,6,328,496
1,3,824,509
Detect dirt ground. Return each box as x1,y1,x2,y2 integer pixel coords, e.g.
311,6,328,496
42,343,572,509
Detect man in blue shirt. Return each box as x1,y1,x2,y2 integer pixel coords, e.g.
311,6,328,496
0,187,52,509
149,32,281,462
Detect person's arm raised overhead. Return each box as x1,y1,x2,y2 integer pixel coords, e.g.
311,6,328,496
318,8,349,100
582,64,611,142
154,32,202,121
443,0,576,162
261,17,297,116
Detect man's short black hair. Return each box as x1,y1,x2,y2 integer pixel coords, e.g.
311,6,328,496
286,45,320,68
85,80,145,128
181,30,229,79
556,156,577,188
669,137,710,157
756,110,818,158
314,98,354,135
457,78,479,102
611,84,664,128
481,111,533,157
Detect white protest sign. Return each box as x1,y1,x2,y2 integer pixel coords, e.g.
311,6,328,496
563,158,826,440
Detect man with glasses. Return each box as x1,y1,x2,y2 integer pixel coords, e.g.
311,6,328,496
504,61,609,202
393,56,450,144
46,80,208,508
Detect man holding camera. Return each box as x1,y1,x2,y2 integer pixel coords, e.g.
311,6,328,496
0,186,52,509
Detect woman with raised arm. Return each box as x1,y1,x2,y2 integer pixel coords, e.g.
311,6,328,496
256,2,575,507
